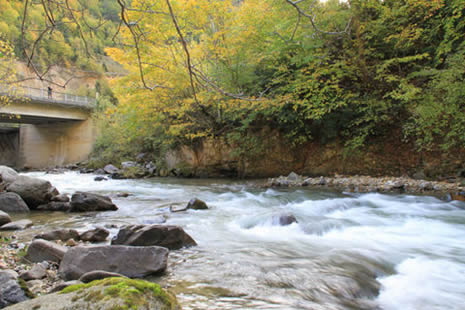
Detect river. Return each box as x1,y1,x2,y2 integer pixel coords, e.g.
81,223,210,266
16,171,465,310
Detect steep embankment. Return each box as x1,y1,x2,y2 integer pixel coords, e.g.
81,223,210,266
164,134,465,179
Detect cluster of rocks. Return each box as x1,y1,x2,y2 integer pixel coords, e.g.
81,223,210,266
267,172,465,201
84,162,158,180
78,152,166,180
0,164,209,309
80,152,195,180
0,166,120,232
0,221,197,308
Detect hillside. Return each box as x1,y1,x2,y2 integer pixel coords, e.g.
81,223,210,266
0,0,464,178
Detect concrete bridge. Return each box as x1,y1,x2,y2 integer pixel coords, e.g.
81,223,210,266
0,86,96,169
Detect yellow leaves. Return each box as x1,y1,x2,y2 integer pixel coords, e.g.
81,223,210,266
0,38,17,106
103,0,302,143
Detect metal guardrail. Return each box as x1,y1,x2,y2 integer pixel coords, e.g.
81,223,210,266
0,85,96,109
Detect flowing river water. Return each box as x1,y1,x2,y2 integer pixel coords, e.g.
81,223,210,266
13,172,465,310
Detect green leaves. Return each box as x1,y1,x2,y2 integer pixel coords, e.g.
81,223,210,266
91,0,465,161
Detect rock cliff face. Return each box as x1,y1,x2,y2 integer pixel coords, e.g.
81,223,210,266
164,135,465,179
15,62,99,91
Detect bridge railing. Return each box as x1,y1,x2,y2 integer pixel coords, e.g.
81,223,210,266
0,85,96,109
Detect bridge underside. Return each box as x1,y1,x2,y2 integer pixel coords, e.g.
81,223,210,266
0,113,81,124
0,100,95,169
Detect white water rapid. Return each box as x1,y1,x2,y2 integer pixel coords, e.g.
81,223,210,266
22,172,465,310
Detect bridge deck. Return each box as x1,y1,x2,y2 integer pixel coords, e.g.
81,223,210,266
1,85,96,109
0,85,95,124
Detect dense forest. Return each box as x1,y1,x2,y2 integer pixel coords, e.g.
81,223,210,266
1,0,464,175
0,0,119,72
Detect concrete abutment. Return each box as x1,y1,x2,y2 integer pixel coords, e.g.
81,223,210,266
17,119,95,169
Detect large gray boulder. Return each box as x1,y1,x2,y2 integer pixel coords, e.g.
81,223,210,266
0,210,11,226
112,224,197,250
70,192,118,212
0,166,19,184
6,175,59,209
34,229,80,242
0,270,29,308
0,219,33,231
24,239,68,264
0,192,30,213
5,278,180,310
58,245,168,281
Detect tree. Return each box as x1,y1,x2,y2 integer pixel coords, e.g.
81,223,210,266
0,37,18,105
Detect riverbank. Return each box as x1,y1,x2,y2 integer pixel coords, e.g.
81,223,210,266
0,166,190,309
266,172,465,201
27,162,465,202
43,161,465,201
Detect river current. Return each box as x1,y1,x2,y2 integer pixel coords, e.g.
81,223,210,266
17,172,465,310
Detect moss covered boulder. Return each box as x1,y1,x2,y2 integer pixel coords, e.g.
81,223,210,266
5,277,181,310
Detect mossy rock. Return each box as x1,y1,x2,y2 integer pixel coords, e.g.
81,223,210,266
122,166,146,179
6,277,181,310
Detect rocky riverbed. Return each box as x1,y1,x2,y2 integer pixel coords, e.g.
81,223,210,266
0,165,205,309
2,166,465,309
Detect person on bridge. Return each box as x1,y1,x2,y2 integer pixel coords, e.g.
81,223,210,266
48,86,52,99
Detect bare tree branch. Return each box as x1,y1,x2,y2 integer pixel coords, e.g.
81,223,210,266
285,0,351,36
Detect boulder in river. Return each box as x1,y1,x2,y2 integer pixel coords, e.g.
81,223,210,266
58,245,168,281
186,198,208,210
0,165,19,184
36,202,71,212
34,229,80,242
0,192,30,213
112,224,197,250
70,192,118,212
0,270,29,308
272,213,298,226
24,239,68,264
0,210,11,226
51,194,70,203
6,278,180,310
0,219,33,231
6,175,59,209
94,176,107,181
79,227,110,243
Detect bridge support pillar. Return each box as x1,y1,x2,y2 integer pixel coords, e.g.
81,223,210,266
18,119,95,169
